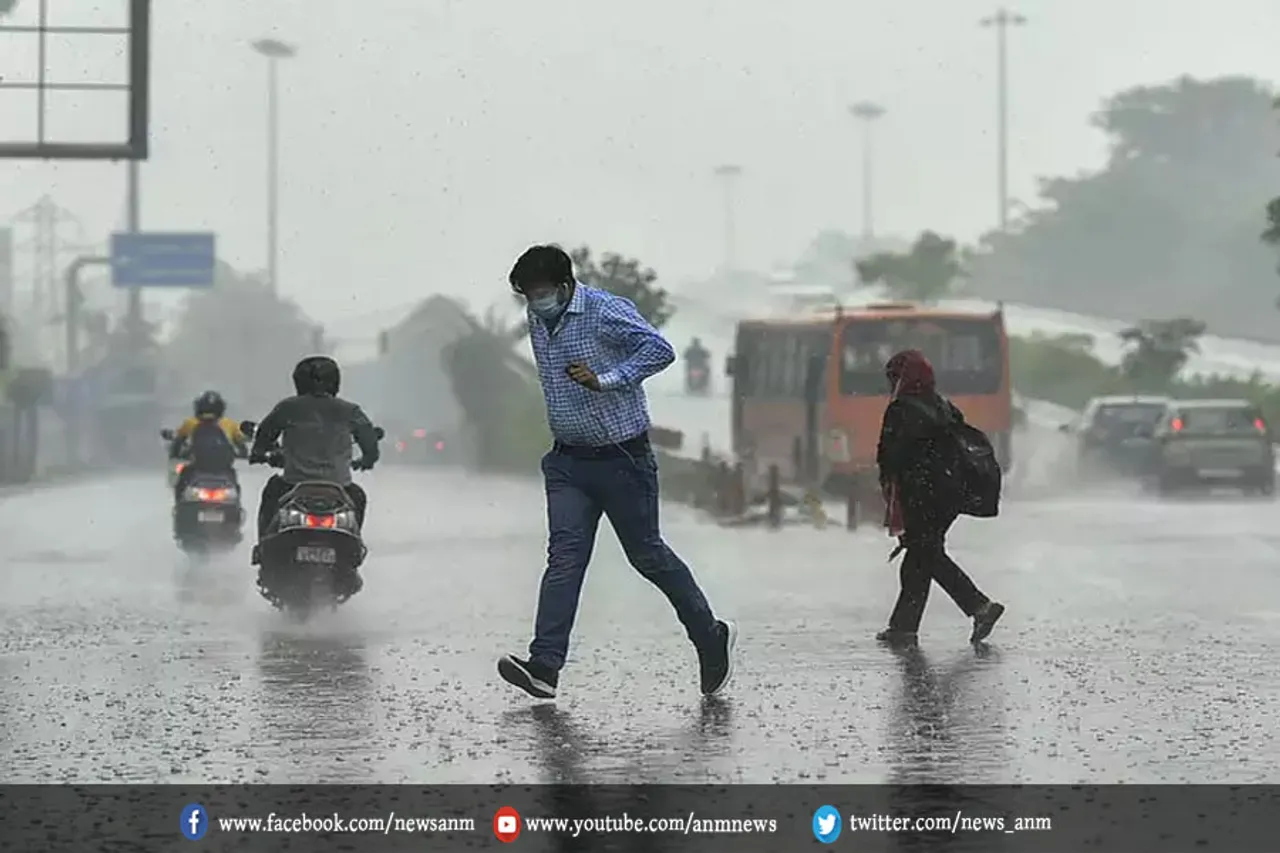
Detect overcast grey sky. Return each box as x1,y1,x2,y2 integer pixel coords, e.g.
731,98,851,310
3,0,1279,332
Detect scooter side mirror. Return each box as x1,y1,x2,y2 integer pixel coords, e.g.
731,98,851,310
374,426,386,440
159,428,175,441
239,420,257,438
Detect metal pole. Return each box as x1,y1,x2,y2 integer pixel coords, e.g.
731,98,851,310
713,165,742,273
861,122,873,241
251,38,295,293
36,0,48,145
722,177,734,272
981,8,1025,232
849,102,885,243
996,22,1008,231
125,161,141,331
63,255,109,465
267,57,279,294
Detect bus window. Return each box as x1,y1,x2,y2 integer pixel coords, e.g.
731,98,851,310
769,333,793,397
786,334,808,396
839,317,1003,396
735,325,831,399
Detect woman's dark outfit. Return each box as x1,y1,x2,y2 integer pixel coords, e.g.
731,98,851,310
875,350,1005,644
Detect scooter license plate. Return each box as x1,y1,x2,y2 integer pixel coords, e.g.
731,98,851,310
197,509,225,523
296,546,337,564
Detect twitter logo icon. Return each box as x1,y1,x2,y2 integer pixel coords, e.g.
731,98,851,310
812,805,841,843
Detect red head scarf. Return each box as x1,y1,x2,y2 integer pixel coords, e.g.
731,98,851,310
885,349,936,397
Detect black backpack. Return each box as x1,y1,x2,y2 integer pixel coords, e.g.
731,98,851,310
946,420,1002,517
188,418,236,470
900,397,1002,518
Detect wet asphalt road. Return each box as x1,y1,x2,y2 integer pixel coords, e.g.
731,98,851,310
2,439,1280,786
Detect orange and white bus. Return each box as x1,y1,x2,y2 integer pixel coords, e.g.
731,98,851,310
727,302,1012,512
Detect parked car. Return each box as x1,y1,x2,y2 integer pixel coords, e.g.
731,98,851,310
1146,399,1275,497
1060,395,1171,479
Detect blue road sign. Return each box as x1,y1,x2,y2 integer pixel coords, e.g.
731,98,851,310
110,232,216,288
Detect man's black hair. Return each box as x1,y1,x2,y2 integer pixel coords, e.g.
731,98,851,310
509,244,573,294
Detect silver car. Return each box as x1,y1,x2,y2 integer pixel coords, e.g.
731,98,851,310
1146,399,1276,497
1061,395,1171,480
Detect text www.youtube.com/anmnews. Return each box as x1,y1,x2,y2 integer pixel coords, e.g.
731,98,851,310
217,812,475,834
517,812,777,838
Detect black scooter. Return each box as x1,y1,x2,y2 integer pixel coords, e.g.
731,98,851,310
686,363,711,395
160,428,246,553
241,420,382,621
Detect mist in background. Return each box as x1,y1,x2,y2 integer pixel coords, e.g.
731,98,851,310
4,0,1280,337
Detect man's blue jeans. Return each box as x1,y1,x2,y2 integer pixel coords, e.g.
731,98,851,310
529,448,718,670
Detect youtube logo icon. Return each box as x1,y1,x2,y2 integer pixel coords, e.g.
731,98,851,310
493,806,521,843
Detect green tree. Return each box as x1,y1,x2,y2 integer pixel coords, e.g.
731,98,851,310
1009,331,1124,410
570,246,674,329
162,263,320,414
854,231,965,303
1263,196,1280,249
1262,191,1280,307
1117,317,1206,387
971,76,1280,340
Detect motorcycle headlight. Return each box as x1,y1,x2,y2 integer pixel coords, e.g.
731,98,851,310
278,508,305,528
334,510,357,530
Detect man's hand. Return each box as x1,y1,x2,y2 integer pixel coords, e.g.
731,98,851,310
566,362,601,391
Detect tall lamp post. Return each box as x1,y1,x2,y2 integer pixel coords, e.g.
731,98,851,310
712,164,743,274
251,37,296,294
980,8,1025,232
849,101,886,242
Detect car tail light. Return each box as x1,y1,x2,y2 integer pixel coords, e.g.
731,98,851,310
1170,418,1183,432
304,514,336,529
412,428,427,438
1255,418,1266,433
396,441,406,452
435,440,445,450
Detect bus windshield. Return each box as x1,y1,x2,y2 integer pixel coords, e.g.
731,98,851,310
839,316,1004,396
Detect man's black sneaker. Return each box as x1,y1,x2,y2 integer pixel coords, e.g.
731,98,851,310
497,655,558,700
970,601,1005,643
875,629,919,647
698,620,738,696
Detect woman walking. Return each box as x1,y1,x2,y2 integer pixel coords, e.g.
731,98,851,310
875,349,1005,646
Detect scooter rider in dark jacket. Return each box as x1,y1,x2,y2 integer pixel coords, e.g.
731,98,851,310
249,356,380,593
684,337,710,369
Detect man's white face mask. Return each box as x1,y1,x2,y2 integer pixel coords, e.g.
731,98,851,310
527,285,568,319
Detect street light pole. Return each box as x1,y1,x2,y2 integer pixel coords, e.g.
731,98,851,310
712,164,742,274
251,38,296,294
980,7,1025,232
124,161,141,336
849,102,885,242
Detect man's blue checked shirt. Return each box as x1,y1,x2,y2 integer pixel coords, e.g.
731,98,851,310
526,283,675,447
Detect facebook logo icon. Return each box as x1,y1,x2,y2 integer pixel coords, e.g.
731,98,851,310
180,803,208,840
